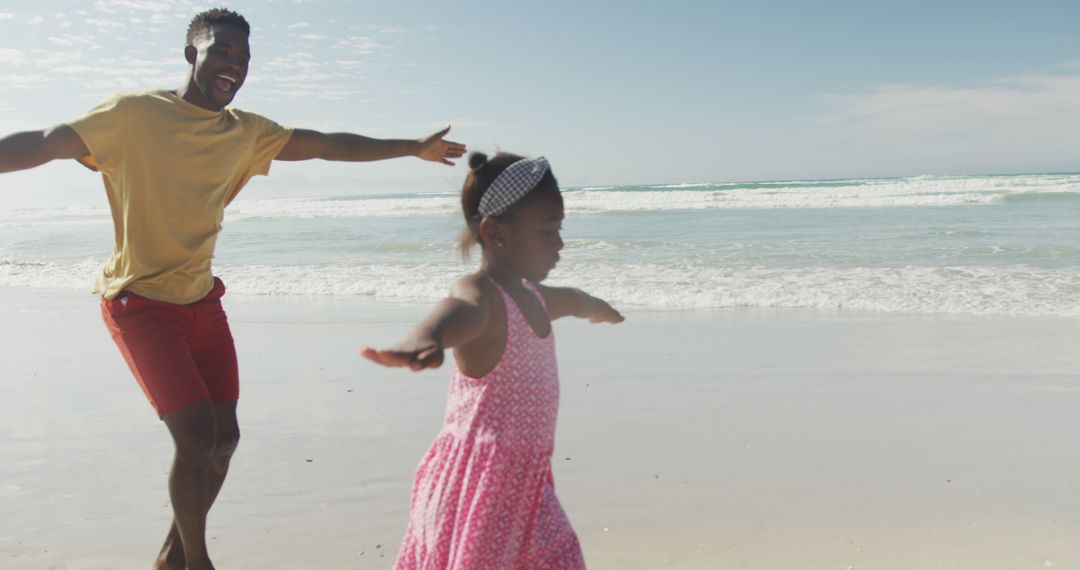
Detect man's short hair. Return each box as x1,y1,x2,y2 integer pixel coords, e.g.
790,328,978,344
186,8,250,45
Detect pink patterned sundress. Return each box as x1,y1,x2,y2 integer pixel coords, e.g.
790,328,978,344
394,279,585,570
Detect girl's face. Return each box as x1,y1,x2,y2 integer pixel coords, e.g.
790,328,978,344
497,190,565,282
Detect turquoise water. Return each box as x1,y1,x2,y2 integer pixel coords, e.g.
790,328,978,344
2,173,1080,316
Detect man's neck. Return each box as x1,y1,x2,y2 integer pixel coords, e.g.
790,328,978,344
174,78,220,112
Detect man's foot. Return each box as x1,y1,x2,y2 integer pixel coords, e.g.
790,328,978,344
152,528,185,570
151,554,184,570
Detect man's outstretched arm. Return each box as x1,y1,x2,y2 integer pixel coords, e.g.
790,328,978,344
0,126,88,174
274,125,465,166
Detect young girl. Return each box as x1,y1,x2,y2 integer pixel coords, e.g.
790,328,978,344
362,152,624,569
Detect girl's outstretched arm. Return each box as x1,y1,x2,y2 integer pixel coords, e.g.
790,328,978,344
361,275,491,371
537,285,625,324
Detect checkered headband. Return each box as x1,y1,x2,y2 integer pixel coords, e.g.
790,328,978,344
477,157,550,217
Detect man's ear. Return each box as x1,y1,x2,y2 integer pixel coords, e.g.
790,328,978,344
478,217,506,249
184,44,197,65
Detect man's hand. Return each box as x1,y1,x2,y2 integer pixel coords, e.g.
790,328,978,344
417,126,466,166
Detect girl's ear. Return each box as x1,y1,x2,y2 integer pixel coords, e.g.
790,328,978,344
479,217,506,249
185,45,197,65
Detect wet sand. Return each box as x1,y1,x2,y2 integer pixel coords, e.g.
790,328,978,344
2,288,1080,569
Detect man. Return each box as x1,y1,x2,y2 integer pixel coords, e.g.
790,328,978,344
0,8,465,570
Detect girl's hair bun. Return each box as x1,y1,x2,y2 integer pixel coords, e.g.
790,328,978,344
468,152,489,170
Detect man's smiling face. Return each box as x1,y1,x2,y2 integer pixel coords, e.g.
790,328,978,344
185,24,250,111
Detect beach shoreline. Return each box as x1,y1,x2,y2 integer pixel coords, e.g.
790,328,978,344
2,287,1080,569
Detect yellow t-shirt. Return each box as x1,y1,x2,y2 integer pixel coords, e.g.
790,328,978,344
67,90,293,304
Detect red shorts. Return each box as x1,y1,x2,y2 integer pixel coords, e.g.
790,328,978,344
101,277,239,417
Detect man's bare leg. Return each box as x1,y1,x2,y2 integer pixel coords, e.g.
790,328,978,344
154,400,239,570
148,399,219,570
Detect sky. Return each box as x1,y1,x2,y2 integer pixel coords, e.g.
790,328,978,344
2,0,1080,203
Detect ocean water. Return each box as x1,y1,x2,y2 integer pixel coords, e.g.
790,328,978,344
2,173,1080,317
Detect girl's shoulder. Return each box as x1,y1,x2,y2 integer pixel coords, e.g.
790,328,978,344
450,273,510,377
449,272,500,306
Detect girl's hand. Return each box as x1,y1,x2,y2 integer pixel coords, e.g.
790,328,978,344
361,338,445,371
589,297,625,324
